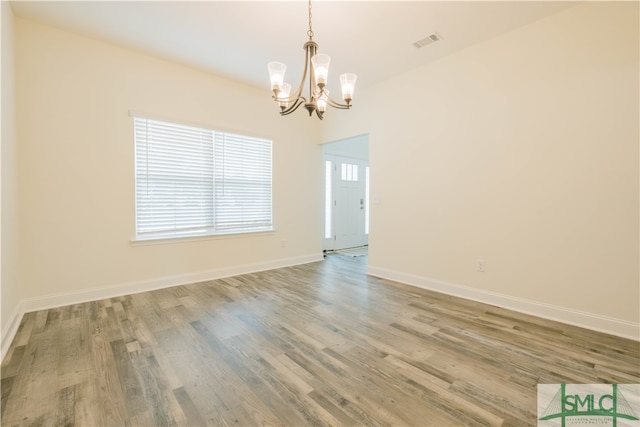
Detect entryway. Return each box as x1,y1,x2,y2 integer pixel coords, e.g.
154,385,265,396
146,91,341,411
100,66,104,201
322,135,369,254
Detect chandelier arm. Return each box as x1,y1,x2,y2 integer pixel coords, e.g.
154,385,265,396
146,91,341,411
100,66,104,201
279,97,307,116
286,41,315,107
271,93,305,105
305,42,318,102
325,94,352,109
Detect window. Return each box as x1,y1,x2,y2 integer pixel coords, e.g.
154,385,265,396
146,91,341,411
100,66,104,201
365,166,370,235
324,160,333,239
134,117,272,240
341,162,359,182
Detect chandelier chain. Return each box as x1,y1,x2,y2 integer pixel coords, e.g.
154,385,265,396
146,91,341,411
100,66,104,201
307,0,314,39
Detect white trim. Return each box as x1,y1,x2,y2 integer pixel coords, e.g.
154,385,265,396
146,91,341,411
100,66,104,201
128,110,274,143
130,229,276,246
1,253,322,360
367,265,640,342
1,300,26,360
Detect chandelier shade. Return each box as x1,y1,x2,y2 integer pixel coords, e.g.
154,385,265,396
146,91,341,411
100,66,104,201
267,62,287,93
339,73,357,102
311,54,330,87
267,0,356,120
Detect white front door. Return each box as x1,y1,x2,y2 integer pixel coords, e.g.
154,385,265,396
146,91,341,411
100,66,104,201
324,155,369,251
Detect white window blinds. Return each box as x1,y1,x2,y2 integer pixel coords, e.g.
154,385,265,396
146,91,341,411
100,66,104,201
134,117,272,240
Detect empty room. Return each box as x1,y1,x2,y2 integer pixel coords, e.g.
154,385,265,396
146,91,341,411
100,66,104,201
1,1,638,426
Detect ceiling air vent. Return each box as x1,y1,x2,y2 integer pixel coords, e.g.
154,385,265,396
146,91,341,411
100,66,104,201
412,32,443,49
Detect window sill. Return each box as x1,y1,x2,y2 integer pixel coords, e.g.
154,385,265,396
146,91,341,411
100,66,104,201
130,229,276,246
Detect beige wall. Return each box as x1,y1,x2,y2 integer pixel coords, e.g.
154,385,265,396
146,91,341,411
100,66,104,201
323,2,639,325
1,2,21,337
14,18,322,303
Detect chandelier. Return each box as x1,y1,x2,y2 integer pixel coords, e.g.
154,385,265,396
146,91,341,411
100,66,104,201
267,0,357,120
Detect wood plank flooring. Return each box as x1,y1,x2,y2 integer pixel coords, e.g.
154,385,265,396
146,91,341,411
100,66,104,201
2,255,639,426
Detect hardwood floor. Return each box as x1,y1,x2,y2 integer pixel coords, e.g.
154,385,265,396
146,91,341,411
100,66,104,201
2,254,639,426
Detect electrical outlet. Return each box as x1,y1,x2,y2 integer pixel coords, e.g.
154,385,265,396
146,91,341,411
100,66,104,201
281,239,287,248
476,259,485,272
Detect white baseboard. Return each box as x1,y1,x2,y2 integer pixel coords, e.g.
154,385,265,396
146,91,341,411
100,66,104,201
4,256,636,361
1,253,323,360
367,265,640,341
1,301,27,361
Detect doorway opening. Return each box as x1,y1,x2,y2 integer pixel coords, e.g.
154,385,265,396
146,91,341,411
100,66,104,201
322,134,369,256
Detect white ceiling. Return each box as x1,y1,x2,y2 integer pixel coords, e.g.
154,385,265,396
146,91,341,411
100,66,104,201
10,1,578,91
